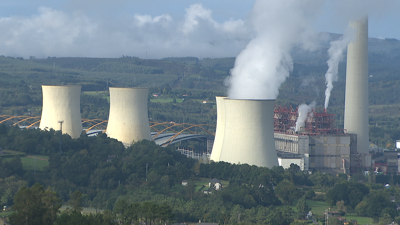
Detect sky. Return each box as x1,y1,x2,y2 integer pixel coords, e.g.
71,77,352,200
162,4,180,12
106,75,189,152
0,0,399,59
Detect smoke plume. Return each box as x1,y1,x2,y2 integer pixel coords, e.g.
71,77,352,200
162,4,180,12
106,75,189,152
324,28,354,109
295,101,316,132
227,0,323,99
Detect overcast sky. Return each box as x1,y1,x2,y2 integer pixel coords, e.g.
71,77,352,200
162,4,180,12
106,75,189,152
0,0,398,59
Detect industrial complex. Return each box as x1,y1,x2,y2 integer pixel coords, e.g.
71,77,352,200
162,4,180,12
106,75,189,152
22,17,398,176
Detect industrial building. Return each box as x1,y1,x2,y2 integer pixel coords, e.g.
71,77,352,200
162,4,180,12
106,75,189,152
39,85,83,139
106,87,152,146
214,98,279,168
274,106,354,174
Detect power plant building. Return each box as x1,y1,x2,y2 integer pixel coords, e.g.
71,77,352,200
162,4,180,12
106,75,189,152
214,98,279,168
106,87,152,146
39,85,83,139
273,106,354,175
344,17,371,168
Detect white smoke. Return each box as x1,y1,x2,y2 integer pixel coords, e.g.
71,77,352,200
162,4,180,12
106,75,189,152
227,0,324,100
295,101,316,132
324,28,354,109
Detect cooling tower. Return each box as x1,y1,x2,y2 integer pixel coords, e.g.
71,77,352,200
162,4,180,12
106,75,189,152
210,96,226,162
344,17,370,165
218,99,279,168
39,85,83,138
106,87,152,145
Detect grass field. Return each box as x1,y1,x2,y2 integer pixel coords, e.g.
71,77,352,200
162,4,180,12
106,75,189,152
0,149,26,158
150,98,184,103
2,154,49,171
21,156,49,171
83,91,110,102
344,214,374,225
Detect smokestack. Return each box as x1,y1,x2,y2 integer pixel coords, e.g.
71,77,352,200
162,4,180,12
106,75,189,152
344,17,370,166
106,87,152,145
210,96,226,162
218,99,279,168
39,85,83,138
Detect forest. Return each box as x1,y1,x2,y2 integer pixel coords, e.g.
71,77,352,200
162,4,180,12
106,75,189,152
1,125,400,224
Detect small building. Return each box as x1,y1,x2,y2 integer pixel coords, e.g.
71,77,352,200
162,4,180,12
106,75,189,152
209,178,222,191
181,180,188,186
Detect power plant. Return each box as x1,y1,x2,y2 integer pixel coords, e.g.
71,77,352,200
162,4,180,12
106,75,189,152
344,17,371,167
39,85,83,139
30,17,379,174
106,87,152,145
214,98,279,168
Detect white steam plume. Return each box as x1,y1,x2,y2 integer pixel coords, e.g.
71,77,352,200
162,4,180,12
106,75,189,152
324,28,354,109
227,0,324,99
295,101,316,132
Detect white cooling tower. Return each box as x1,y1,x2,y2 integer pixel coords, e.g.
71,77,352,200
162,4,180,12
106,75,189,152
39,85,83,138
218,99,279,168
210,96,226,162
106,87,152,145
344,17,370,165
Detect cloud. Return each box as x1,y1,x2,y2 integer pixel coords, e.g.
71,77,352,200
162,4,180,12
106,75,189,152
0,4,249,59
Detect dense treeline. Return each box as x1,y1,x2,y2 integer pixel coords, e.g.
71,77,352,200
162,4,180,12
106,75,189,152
3,125,400,223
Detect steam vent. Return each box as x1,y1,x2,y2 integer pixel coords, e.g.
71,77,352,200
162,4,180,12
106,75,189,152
106,87,152,146
344,17,371,167
215,98,279,168
39,85,83,138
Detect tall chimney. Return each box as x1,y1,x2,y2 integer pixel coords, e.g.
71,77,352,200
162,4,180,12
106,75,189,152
344,17,371,167
218,99,279,168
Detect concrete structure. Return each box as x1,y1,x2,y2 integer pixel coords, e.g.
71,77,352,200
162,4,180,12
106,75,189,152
218,99,279,168
39,85,83,138
106,87,151,145
344,17,371,167
275,133,351,174
210,96,226,162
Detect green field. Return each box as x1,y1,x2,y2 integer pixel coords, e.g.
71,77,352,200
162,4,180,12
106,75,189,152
21,156,49,171
2,154,49,171
83,91,110,102
0,149,26,158
344,214,374,225
150,98,184,103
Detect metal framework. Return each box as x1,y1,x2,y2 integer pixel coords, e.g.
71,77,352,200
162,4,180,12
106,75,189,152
0,115,215,145
273,106,345,136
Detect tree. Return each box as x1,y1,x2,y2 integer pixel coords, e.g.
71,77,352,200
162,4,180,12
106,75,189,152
379,213,393,225
305,189,316,199
9,183,61,225
68,190,83,212
327,217,343,225
275,179,300,204
42,187,62,225
336,200,346,215
296,196,310,219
